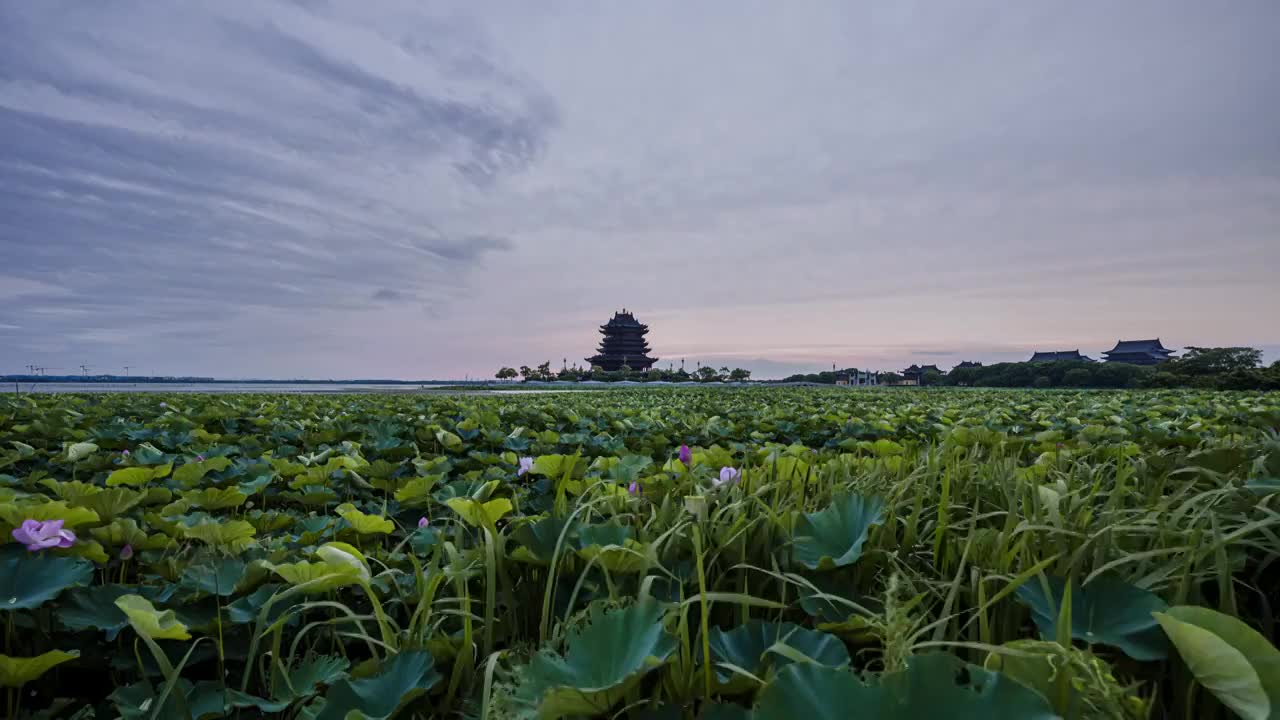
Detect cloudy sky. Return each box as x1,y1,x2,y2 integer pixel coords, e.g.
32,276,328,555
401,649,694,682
2,1,1277,379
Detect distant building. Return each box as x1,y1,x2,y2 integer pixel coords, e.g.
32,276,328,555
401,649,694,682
1102,338,1175,365
901,364,942,385
835,370,879,386
1029,350,1093,363
586,310,659,371
952,361,983,370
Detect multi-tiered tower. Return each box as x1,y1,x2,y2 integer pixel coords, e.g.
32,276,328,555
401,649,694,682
586,310,658,371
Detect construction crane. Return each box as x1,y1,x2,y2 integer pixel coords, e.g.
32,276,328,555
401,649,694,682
123,365,132,377
79,364,91,378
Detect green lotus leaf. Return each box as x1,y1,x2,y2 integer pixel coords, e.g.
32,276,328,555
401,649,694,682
577,540,651,574
708,620,849,687
510,515,579,565
314,649,439,720
755,653,1057,719
182,486,248,510
335,503,394,535
269,561,363,593
446,497,513,528
105,463,172,487
791,494,885,570
173,456,232,486
1015,575,1168,661
517,599,677,719
0,545,93,610
115,594,192,641
73,487,144,521
58,584,173,639
181,557,248,596
0,650,78,687
280,655,351,701
393,475,441,507
434,430,463,451
181,519,257,551
1155,605,1280,720
226,583,300,625
89,518,148,548
531,454,585,479
64,442,98,462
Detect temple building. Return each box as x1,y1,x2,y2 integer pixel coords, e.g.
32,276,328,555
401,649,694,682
901,364,942,385
1102,338,1175,365
1029,350,1093,362
586,310,658,371
952,361,983,370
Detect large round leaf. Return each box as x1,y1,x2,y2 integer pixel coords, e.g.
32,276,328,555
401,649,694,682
0,650,78,687
0,545,93,610
1155,605,1280,720
708,620,849,688
1015,574,1168,661
518,599,677,719
754,653,1057,719
791,494,885,570
314,649,439,720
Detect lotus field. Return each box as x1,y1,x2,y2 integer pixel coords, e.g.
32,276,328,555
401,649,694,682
1,388,1279,719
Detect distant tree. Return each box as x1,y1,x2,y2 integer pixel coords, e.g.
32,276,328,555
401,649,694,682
536,361,553,381
729,368,751,382
1166,346,1262,375
518,365,534,381
695,366,720,382
495,367,518,381
879,371,904,385
921,369,945,386
1062,368,1092,387
1033,376,1052,389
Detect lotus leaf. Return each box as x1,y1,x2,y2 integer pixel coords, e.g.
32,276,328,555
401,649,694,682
0,501,99,530
1155,605,1280,720
105,464,172,487
0,650,78,687
335,503,395,535
708,620,849,687
64,442,98,462
510,514,579,565
314,649,439,720
181,557,248,596
173,456,233,485
115,594,191,640
1015,575,1168,661
518,599,677,719
182,519,257,551
791,494,885,570
0,545,93,610
754,653,1057,719
445,497,512,528
183,486,248,510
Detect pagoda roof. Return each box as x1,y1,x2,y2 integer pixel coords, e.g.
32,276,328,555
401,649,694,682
1029,350,1092,362
1104,338,1174,355
953,361,982,369
600,309,648,330
902,364,942,374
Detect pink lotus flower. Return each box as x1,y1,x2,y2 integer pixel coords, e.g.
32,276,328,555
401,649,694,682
195,454,205,462
517,457,535,476
678,445,692,466
119,544,134,560
715,467,741,487
417,517,430,529
628,481,640,495
121,449,130,457
11,519,76,551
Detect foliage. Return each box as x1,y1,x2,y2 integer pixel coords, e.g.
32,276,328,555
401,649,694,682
0,387,1276,718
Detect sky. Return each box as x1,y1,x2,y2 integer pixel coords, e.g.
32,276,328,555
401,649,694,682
2,1,1278,380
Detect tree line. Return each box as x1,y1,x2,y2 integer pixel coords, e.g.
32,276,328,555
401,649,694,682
784,347,1280,390
495,363,751,383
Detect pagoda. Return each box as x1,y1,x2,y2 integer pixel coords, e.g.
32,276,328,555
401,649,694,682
1102,338,1175,365
586,309,658,371
1029,350,1094,362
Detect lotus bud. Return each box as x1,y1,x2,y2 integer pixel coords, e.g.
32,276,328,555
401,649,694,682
678,445,692,466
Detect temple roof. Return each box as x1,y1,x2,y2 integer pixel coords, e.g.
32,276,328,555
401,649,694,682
1029,350,1092,362
1104,338,1173,355
600,309,648,331
953,361,982,369
903,364,942,374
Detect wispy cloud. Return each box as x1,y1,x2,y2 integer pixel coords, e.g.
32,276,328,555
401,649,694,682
2,2,1277,377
